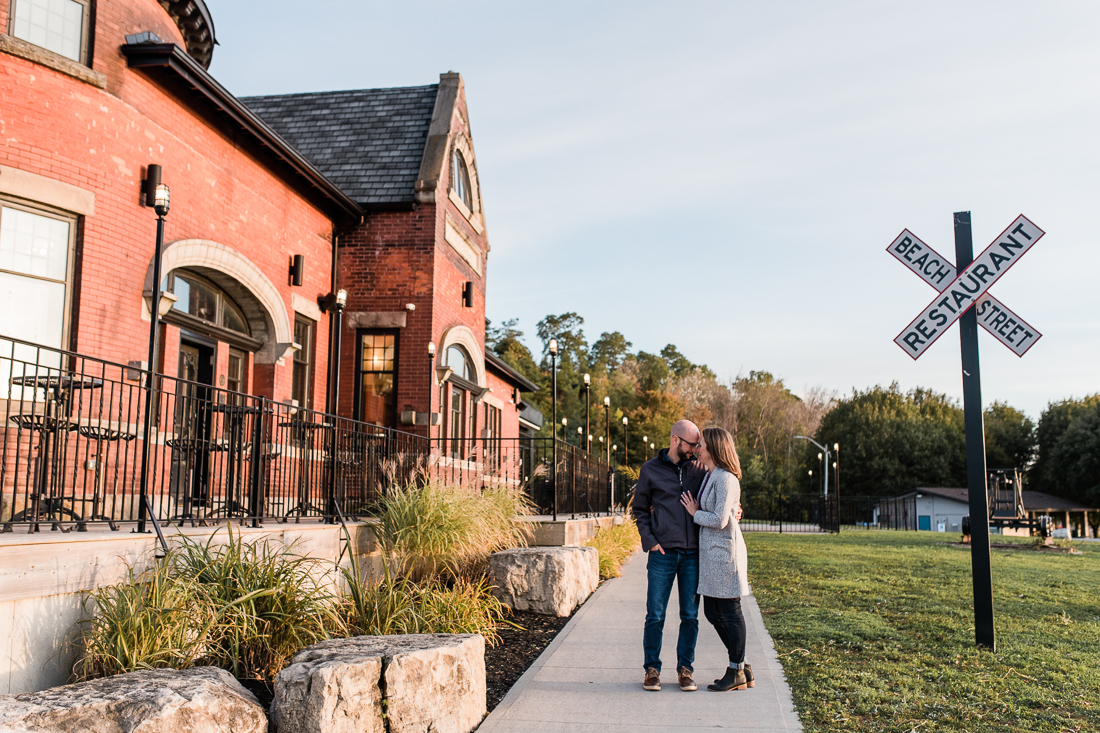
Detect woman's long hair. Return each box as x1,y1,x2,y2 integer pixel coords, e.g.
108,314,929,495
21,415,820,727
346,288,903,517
702,426,742,480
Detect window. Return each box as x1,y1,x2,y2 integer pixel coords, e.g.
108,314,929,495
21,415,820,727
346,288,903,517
451,150,473,211
446,345,472,381
449,385,465,458
443,345,478,459
227,347,246,394
167,271,250,336
10,0,90,62
0,201,74,351
292,316,314,412
358,331,397,427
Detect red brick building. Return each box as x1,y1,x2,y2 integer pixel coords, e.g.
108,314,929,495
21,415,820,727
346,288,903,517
0,0,357,413
0,0,537,444
246,75,541,447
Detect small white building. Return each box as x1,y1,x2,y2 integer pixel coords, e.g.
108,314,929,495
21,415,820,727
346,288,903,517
881,488,1098,537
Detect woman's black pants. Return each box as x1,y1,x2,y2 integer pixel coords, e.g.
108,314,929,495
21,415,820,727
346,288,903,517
703,595,746,666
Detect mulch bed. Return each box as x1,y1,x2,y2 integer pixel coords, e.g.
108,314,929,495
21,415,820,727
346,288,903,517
486,609,572,711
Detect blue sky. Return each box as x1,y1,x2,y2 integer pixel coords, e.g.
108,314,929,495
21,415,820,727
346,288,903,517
210,0,1100,420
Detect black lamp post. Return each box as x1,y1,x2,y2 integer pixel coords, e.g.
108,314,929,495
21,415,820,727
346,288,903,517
549,338,558,521
136,166,170,535
603,396,610,463
320,289,348,415
622,416,629,467
427,341,436,443
583,373,590,452
319,288,347,523
834,442,840,496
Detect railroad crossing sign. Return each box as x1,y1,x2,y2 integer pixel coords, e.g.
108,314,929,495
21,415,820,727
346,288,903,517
889,215,1045,359
886,211,1045,652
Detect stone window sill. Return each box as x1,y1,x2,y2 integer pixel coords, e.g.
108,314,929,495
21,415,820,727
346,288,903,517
0,33,106,89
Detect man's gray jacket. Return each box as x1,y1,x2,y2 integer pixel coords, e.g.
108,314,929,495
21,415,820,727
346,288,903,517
632,448,706,552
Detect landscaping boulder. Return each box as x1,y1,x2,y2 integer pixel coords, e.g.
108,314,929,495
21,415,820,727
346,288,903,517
0,666,265,733
489,546,599,617
272,633,485,733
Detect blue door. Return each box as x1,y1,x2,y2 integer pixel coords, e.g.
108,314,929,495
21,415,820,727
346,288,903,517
918,515,931,531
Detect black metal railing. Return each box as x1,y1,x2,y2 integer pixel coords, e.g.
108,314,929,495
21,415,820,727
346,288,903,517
740,493,841,534
0,336,615,532
429,435,614,517
738,493,921,534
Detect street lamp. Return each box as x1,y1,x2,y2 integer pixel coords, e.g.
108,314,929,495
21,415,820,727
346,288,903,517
137,165,170,534
583,373,591,452
795,435,830,496
577,425,583,445
603,396,611,463
427,341,436,442
643,435,649,460
622,416,629,466
834,442,840,496
549,338,558,521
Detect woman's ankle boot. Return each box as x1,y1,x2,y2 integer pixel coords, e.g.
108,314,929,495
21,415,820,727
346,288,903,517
707,667,748,691
744,663,754,688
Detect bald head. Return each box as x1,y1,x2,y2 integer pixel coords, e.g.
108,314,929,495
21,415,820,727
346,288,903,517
668,420,700,463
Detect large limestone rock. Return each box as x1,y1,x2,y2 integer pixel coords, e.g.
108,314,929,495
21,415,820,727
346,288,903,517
272,633,485,733
0,666,265,733
489,546,599,617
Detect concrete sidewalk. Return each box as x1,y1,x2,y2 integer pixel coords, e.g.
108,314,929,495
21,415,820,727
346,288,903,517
478,551,803,732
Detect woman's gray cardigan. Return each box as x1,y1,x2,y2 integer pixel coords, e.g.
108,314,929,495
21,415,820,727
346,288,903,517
693,467,751,598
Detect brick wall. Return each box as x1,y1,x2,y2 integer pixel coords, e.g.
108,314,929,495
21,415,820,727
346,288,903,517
0,0,336,406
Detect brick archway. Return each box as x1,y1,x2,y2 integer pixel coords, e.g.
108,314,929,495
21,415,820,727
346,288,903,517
142,239,294,363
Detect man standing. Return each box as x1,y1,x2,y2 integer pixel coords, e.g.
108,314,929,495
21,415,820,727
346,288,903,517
632,419,706,692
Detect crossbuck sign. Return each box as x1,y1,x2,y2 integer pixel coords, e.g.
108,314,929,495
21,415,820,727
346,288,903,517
887,211,1045,652
888,215,1045,359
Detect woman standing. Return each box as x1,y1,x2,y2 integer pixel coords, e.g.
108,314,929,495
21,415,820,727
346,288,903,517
679,426,753,691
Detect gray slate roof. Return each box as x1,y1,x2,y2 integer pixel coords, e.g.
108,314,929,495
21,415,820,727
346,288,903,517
241,85,439,205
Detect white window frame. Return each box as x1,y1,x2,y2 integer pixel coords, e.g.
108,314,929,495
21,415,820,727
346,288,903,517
0,195,78,350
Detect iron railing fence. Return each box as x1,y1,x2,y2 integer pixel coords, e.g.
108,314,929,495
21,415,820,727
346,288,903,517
740,492,841,534
0,336,615,532
0,335,438,532
428,436,614,517
739,493,921,534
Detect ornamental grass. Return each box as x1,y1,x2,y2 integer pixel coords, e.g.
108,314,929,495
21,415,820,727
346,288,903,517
585,515,641,579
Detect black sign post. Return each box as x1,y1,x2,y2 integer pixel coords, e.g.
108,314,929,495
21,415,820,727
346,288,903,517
954,211,996,650
887,211,1045,650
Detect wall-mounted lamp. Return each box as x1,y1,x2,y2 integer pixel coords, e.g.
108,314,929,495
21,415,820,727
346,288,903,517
290,255,304,287
461,281,473,308
318,289,348,313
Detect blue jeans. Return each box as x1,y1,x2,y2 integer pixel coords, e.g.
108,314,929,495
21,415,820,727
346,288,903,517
643,548,699,673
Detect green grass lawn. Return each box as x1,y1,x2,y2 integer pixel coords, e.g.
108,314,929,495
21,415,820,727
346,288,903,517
746,530,1100,733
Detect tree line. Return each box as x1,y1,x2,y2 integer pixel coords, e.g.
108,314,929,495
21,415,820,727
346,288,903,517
490,313,1099,505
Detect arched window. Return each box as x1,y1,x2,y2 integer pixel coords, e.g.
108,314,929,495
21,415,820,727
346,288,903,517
444,345,476,459
446,345,473,381
451,150,473,211
167,271,249,336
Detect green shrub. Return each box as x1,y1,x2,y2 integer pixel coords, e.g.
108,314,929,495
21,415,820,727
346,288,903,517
72,562,213,680
373,479,533,582
586,516,641,579
74,526,344,683
167,526,344,682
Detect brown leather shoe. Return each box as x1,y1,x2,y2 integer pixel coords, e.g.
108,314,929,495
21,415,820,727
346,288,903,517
643,667,661,691
745,663,755,688
678,667,697,691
